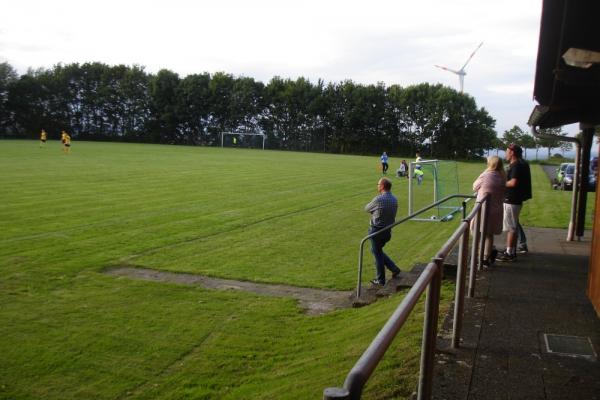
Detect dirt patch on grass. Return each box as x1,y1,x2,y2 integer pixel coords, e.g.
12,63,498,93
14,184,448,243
105,266,355,315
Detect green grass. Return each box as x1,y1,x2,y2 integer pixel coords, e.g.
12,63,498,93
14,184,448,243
521,162,595,230
0,140,589,399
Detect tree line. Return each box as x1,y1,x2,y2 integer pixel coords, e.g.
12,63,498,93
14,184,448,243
0,61,500,157
499,125,573,160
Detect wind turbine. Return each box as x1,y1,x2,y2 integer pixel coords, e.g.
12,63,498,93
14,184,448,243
435,42,483,93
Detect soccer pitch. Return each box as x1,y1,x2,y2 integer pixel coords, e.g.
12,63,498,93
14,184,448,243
0,140,576,399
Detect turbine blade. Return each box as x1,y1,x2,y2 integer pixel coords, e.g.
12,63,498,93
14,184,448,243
460,42,483,71
434,65,460,75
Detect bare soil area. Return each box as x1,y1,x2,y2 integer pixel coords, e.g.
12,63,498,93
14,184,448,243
105,266,356,315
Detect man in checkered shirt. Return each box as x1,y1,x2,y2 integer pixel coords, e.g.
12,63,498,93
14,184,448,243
365,177,401,286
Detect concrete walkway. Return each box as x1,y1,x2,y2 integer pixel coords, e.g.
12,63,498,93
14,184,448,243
433,227,600,400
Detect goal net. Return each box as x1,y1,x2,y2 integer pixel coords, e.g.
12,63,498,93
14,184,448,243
220,132,266,149
408,159,462,221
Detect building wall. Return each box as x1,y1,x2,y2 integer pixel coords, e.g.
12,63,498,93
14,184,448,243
588,144,600,317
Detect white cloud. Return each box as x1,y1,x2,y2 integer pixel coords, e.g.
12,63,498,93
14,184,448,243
486,83,533,95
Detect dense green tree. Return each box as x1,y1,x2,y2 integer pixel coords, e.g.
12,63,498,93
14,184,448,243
1,61,502,158
149,69,182,143
321,80,358,154
502,125,525,147
206,72,236,143
119,65,152,141
537,127,567,158
264,76,319,151
0,62,18,132
520,133,536,159
230,76,265,135
392,83,495,158
6,72,52,136
178,73,211,145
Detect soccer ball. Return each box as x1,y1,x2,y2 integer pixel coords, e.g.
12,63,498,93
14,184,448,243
430,215,437,220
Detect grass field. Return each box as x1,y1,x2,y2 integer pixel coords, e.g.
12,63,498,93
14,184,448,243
0,140,593,399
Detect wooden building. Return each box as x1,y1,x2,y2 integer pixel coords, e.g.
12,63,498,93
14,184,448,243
528,0,600,315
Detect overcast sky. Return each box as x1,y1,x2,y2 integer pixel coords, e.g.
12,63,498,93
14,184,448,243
2,0,577,136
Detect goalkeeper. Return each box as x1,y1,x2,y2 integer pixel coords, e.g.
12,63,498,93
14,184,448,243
414,165,424,185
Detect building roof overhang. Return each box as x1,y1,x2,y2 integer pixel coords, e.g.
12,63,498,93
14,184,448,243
528,0,600,128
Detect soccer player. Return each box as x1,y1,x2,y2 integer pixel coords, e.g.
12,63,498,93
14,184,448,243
40,129,47,147
414,165,424,185
380,152,389,174
61,131,71,154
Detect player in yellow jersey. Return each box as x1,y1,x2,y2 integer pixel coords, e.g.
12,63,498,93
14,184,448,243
40,129,47,147
61,130,71,154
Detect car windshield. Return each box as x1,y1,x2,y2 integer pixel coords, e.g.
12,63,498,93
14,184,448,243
566,165,575,174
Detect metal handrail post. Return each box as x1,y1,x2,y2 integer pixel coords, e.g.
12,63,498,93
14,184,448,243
468,203,481,298
477,199,488,271
408,163,414,215
417,259,442,400
357,241,367,298
452,222,470,349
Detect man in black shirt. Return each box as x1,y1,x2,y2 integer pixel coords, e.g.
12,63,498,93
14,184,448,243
497,144,532,262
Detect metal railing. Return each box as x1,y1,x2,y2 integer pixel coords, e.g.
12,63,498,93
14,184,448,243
324,194,489,400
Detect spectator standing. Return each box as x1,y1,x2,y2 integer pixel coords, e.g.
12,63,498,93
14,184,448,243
365,178,401,286
472,156,506,266
497,144,532,262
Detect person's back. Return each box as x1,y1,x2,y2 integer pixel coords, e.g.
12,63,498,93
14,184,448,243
505,159,531,204
365,190,397,229
520,159,532,201
365,178,401,285
498,144,530,261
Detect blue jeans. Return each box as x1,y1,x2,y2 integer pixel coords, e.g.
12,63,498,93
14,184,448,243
517,222,527,247
369,227,400,284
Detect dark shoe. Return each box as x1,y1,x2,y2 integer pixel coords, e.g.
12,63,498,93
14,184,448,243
490,248,498,263
482,259,491,269
517,245,528,254
496,251,516,262
370,279,384,286
392,271,401,279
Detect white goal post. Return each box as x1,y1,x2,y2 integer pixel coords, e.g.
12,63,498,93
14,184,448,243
220,132,266,149
408,159,462,222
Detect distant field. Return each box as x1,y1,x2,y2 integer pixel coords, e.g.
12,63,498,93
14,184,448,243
0,140,590,399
